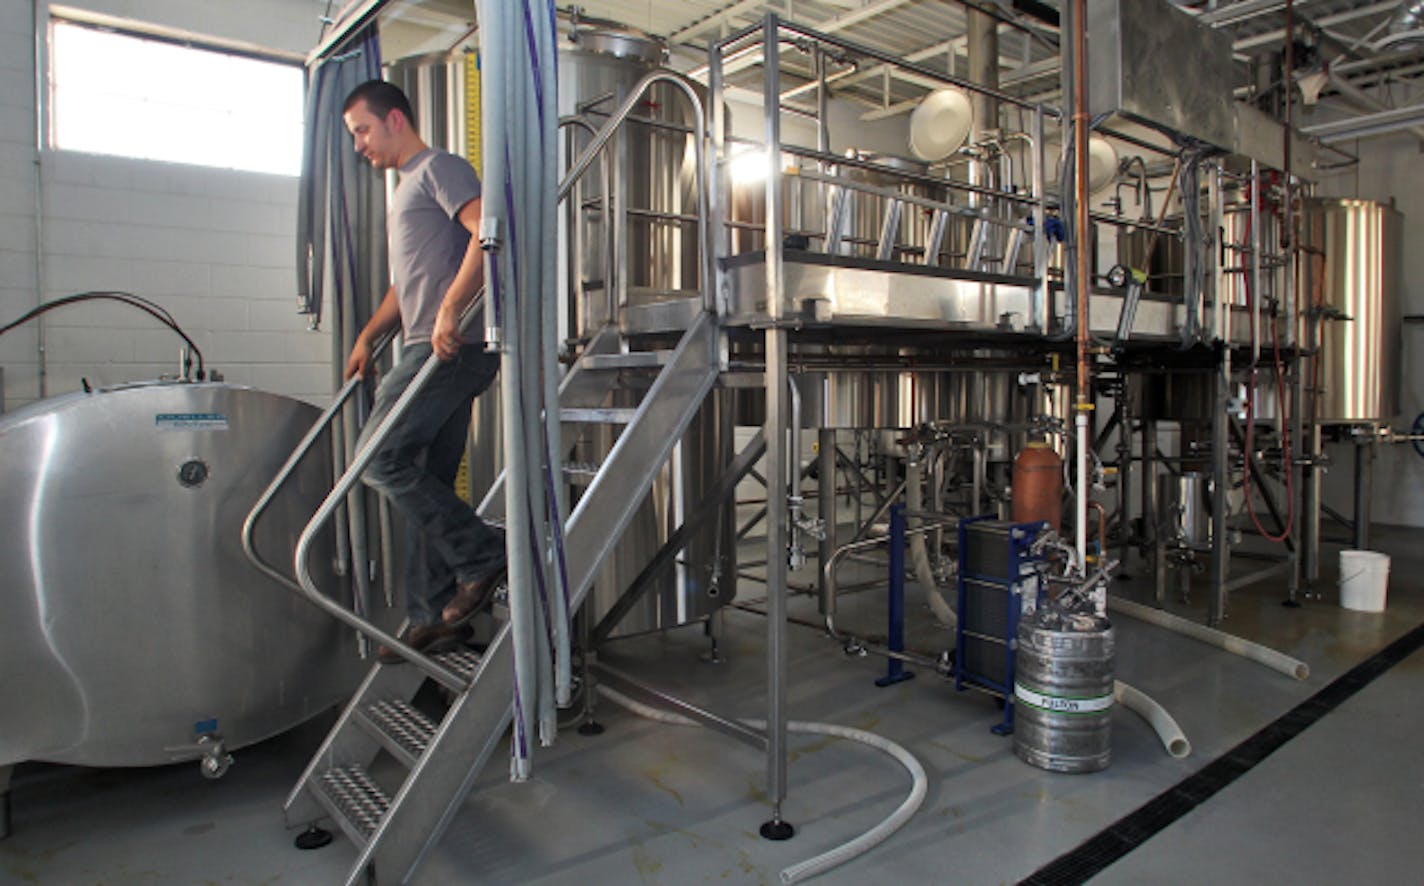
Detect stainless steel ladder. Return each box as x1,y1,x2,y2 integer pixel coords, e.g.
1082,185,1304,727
241,67,720,885
244,310,720,884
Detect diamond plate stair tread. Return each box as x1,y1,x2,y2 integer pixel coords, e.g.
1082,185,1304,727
315,764,389,841
363,699,438,762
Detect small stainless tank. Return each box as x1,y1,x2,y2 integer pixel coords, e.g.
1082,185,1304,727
1300,198,1403,424
1014,607,1115,773
1159,471,1211,548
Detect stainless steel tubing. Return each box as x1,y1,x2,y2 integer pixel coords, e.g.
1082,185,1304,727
242,330,397,591
558,69,711,306
821,522,954,640
773,17,1054,115
289,303,484,694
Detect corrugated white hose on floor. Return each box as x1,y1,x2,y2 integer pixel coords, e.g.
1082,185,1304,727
596,686,927,884
904,459,956,630
1108,596,1310,681
1114,680,1191,759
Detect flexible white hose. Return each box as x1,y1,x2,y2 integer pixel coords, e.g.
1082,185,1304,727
596,686,927,884
1114,679,1191,759
1108,596,1310,681
905,459,956,630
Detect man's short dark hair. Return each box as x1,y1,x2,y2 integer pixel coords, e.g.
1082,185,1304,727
343,79,417,128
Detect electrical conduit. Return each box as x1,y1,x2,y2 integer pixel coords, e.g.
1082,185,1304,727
595,685,927,885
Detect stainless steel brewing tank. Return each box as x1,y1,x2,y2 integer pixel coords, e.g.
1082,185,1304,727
0,382,361,768
581,389,736,637
1300,198,1403,424
558,23,703,335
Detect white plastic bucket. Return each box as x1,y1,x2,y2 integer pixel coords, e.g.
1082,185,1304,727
1339,550,1390,613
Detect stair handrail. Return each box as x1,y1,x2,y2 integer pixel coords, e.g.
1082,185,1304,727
241,328,396,591
558,69,713,311
286,294,488,693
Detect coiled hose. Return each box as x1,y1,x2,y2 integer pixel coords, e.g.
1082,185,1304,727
596,685,927,884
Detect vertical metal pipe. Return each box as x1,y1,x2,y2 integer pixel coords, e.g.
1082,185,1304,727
1071,0,1092,572
1145,418,1166,605
967,9,999,208
1304,422,1321,585
759,13,792,837
1209,167,1225,341
31,0,47,398
1030,107,1048,331
1353,436,1374,551
709,37,729,309
818,427,837,613
1209,348,1232,625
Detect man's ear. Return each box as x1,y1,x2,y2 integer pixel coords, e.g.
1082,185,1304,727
388,109,409,133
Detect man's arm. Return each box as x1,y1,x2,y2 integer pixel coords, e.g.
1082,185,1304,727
344,285,402,379
430,196,486,361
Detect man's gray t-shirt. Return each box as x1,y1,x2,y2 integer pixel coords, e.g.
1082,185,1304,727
390,148,482,345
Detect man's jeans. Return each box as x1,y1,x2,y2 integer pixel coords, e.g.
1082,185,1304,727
359,342,505,626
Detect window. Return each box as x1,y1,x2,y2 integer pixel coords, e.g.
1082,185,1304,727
50,19,304,176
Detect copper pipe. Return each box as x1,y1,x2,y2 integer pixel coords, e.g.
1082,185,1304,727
1087,500,1108,551
1072,0,1092,570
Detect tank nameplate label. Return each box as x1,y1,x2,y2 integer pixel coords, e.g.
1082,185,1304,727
155,413,229,431
1014,682,1113,714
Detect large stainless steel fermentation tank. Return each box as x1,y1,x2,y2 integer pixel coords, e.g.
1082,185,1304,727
0,382,361,769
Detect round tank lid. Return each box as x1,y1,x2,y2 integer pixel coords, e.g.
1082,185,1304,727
570,25,666,63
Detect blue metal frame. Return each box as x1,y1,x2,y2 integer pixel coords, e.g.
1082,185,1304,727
955,516,1047,735
875,505,915,687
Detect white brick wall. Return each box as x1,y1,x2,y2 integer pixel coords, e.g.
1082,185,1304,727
0,0,338,413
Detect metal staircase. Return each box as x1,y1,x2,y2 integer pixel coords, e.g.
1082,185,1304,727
275,310,720,884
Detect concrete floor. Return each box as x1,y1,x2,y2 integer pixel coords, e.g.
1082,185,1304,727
3,527,1421,885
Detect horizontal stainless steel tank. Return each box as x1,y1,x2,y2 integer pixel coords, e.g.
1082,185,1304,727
1300,198,1403,424
0,382,362,768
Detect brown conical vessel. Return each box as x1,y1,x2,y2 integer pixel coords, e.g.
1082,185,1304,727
1012,441,1063,531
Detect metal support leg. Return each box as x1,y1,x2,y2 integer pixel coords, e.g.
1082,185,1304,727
818,428,837,614
1304,423,1322,593
1209,348,1232,625
758,14,794,844
1353,435,1374,552
578,596,604,736
1145,419,1166,605
876,505,915,687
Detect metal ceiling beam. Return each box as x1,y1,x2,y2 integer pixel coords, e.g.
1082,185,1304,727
1232,1,1398,53
1302,99,1424,141
306,0,391,65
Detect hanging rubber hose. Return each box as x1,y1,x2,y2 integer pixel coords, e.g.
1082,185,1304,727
596,685,927,885
905,456,957,630
1240,197,1297,544
1114,680,1191,759
1108,596,1309,680
1,291,204,380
